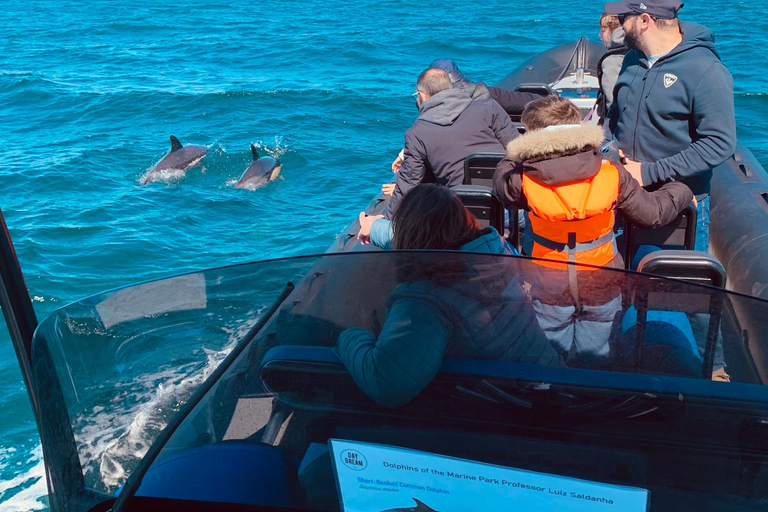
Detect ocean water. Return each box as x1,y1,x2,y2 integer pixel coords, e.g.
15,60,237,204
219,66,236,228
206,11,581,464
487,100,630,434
1,0,767,509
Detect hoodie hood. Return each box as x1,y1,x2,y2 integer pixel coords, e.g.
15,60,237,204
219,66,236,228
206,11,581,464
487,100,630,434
418,88,473,126
506,124,605,187
650,21,719,63
460,227,511,255
609,27,625,50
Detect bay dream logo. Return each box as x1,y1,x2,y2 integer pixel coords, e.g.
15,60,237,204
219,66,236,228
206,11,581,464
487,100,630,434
341,449,368,471
664,73,678,88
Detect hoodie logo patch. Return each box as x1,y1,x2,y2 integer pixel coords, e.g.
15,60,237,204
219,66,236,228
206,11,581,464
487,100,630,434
664,73,678,88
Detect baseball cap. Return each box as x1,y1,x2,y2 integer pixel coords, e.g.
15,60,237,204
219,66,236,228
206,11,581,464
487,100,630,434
604,0,683,19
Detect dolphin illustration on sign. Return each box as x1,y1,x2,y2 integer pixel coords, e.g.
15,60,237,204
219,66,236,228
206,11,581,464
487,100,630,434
235,144,282,189
379,499,440,512
142,136,208,185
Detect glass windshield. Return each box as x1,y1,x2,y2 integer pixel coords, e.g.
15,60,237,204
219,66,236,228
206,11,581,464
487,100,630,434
30,252,768,511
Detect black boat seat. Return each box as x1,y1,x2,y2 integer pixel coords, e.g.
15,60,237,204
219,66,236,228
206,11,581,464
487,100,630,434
627,250,727,379
624,203,697,269
461,153,519,247
450,185,505,234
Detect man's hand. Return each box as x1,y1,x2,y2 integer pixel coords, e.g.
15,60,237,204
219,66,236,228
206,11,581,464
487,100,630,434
619,150,644,186
391,150,404,173
358,212,385,245
381,182,396,196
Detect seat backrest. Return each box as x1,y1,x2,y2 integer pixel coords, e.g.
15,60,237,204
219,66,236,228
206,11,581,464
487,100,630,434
513,83,556,97
450,185,505,234
463,151,505,188
632,250,726,379
624,203,697,269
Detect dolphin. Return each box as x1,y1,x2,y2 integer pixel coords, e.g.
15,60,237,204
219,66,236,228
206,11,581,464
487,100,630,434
142,136,208,185
379,499,440,512
235,145,281,189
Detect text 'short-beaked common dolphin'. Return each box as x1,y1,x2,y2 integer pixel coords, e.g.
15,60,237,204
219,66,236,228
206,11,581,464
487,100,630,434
142,136,208,185
235,145,282,189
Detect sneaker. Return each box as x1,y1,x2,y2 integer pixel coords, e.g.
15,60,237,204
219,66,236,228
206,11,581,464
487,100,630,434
712,367,731,382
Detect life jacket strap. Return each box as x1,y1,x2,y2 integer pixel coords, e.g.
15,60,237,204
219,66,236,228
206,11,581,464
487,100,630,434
527,230,615,255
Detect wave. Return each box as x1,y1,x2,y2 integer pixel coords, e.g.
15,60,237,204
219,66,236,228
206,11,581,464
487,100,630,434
0,445,47,511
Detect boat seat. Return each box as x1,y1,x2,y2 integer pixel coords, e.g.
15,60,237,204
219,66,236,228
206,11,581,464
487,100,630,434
135,441,298,507
450,185,505,234
258,345,763,414
628,250,727,379
513,83,557,97
624,203,697,269
461,153,519,248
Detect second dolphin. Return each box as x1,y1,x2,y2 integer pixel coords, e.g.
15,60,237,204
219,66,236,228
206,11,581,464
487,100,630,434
235,145,282,189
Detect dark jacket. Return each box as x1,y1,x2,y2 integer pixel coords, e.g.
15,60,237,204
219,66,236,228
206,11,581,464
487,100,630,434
597,27,627,125
606,22,736,196
493,123,694,269
385,88,517,219
336,229,560,408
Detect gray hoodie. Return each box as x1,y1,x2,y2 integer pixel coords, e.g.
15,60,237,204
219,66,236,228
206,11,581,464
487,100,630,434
597,27,627,124
606,22,736,196
385,88,517,218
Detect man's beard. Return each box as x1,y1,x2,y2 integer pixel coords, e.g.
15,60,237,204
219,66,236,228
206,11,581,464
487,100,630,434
624,24,642,51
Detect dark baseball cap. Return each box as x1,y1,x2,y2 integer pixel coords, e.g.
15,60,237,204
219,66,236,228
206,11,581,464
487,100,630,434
604,0,683,19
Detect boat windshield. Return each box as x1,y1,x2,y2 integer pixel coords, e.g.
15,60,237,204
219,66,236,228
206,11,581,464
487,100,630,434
29,252,768,511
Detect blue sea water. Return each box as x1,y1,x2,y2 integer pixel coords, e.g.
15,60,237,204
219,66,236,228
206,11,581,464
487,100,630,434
1,0,767,508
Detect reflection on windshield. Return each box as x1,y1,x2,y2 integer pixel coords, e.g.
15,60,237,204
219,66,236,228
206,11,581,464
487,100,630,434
29,252,768,511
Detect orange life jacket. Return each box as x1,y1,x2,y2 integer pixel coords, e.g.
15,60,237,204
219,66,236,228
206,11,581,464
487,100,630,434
522,160,620,269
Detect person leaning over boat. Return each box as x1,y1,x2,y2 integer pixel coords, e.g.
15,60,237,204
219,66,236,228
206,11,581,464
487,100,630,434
386,59,544,180
603,0,736,253
336,184,560,408
381,67,517,220
595,13,627,125
493,95,693,365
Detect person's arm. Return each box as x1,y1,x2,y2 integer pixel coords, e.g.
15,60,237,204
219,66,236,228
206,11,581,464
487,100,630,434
641,63,736,186
492,156,528,210
489,99,518,146
368,218,393,249
486,85,544,116
336,297,452,408
615,164,694,229
384,129,427,220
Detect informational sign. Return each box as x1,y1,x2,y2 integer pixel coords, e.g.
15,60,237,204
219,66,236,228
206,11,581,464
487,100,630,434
329,439,649,512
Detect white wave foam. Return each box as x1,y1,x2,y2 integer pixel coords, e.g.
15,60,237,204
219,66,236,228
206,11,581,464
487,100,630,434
0,445,48,512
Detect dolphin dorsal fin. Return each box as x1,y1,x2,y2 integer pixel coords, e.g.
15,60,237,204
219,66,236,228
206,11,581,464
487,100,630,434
170,136,183,152
251,144,260,161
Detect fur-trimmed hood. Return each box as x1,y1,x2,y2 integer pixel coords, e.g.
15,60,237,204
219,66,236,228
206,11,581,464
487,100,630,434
505,123,605,161
506,123,606,187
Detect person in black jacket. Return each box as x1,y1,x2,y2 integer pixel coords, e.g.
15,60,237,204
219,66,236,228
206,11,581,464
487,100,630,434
387,59,543,179
383,67,517,219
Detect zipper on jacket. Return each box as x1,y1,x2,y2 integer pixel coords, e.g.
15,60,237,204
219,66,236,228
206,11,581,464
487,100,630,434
631,67,651,160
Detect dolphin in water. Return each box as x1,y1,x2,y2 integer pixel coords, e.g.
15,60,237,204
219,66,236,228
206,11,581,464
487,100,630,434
142,136,208,185
235,145,281,189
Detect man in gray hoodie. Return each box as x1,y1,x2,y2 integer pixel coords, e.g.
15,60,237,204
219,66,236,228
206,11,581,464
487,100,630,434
604,0,736,253
383,67,517,219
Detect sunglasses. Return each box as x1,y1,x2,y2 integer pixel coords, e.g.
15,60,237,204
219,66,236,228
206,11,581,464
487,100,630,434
617,13,639,24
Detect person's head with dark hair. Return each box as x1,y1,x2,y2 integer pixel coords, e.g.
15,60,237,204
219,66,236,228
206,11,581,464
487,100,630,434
521,95,582,131
414,68,451,107
391,184,482,250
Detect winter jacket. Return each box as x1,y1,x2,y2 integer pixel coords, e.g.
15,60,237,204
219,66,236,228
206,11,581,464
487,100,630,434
368,218,517,255
336,228,560,408
385,88,517,219
606,22,736,196
493,123,694,269
596,28,627,125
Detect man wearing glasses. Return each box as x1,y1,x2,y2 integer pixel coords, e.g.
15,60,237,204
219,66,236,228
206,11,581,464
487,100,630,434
604,0,735,255
381,67,516,220
604,0,735,382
